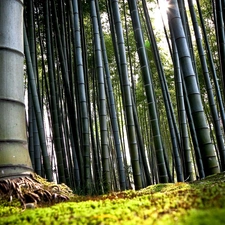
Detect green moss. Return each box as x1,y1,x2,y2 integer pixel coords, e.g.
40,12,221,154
1,172,225,224
176,208,225,225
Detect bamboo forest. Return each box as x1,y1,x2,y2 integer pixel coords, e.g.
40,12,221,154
1,0,225,224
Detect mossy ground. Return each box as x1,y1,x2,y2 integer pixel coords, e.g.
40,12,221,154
1,172,225,225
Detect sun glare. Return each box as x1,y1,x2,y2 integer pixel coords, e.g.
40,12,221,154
158,0,169,15
158,0,169,26
149,0,169,31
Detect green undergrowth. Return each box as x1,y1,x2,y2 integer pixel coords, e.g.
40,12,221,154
1,172,225,225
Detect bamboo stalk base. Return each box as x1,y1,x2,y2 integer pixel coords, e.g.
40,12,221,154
0,173,74,209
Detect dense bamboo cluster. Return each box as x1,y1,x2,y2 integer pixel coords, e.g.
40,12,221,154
0,0,225,195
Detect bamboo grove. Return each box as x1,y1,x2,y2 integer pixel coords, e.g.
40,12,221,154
20,0,225,194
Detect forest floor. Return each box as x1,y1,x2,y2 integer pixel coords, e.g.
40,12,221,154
1,172,225,224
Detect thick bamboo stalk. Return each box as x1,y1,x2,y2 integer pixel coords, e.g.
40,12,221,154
0,0,33,178
167,0,220,176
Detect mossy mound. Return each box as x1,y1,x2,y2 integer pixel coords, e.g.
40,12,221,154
1,172,225,224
